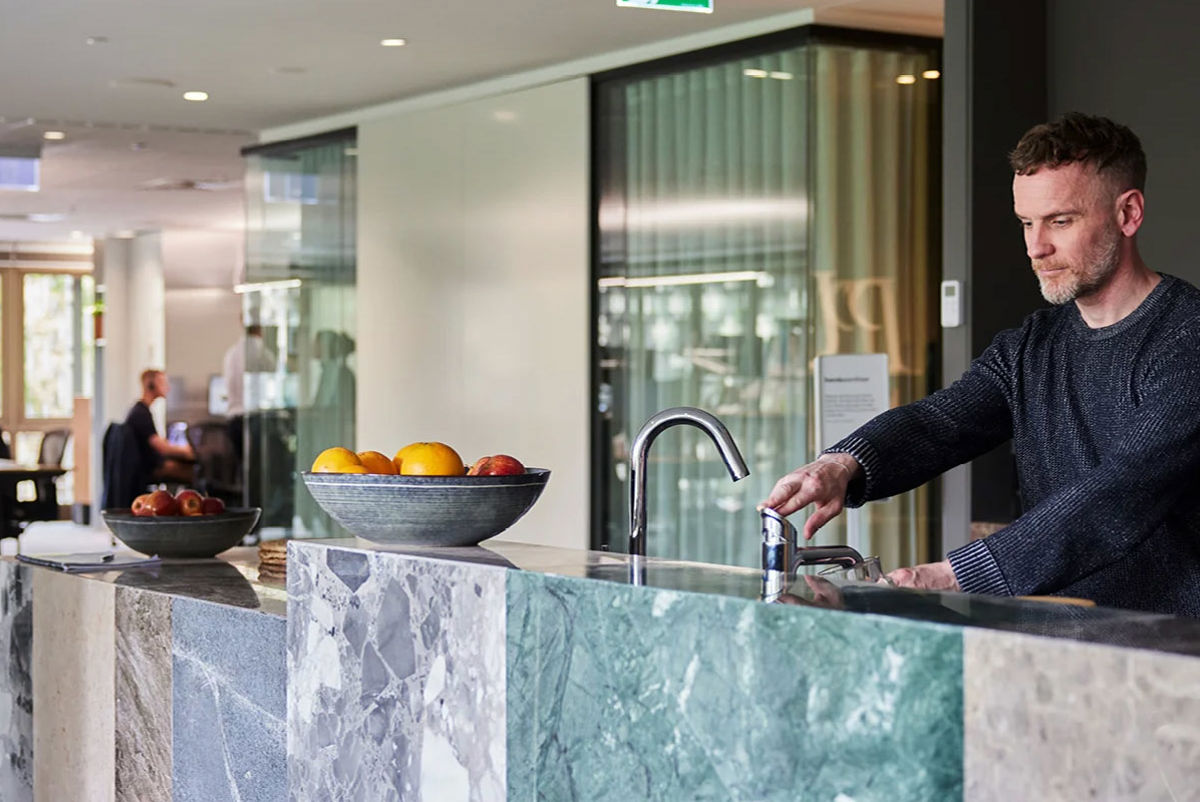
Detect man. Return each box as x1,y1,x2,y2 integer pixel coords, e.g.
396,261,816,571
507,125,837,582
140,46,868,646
222,323,276,461
126,369,195,483
764,113,1200,616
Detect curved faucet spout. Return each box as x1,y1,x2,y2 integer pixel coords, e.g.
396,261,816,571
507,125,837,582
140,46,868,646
628,407,750,558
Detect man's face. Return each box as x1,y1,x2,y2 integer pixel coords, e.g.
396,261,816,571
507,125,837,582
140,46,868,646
152,373,169,398
1012,162,1125,305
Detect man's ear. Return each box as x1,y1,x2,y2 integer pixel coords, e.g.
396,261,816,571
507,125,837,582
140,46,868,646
1116,188,1145,237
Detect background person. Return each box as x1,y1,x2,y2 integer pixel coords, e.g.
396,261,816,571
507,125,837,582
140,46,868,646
222,322,277,462
126,369,195,483
764,113,1200,617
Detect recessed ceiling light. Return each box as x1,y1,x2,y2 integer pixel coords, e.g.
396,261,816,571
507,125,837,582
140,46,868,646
182,91,209,102
380,38,407,47
28,213,66,223
768,71,793,80
922,69,941,80
85,36,108,45
492,110,517,123
69,230,84,240
896,74,917,85
43,131,66,140
114,230,136,239
743,68,768,79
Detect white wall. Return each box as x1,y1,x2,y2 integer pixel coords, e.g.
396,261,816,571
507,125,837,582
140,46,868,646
357,78,590,549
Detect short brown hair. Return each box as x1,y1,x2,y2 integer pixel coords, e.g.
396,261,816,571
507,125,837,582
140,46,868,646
140,369,163,391
1009,112,1147,192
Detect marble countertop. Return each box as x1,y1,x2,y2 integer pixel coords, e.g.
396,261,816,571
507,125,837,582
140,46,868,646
13,535,1198,657
302,538,1200,658
4,547,286,617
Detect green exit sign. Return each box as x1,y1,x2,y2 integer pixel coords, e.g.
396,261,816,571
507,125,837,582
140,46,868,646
617,0,713,13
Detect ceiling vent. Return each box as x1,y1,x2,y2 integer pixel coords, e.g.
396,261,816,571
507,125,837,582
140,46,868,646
139,177,240,192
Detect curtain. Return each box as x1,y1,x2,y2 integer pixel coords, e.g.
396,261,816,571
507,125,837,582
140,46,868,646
598,34,940,570
809,45,939,567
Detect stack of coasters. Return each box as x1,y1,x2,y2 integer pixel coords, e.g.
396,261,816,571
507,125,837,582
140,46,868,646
257,538,288,580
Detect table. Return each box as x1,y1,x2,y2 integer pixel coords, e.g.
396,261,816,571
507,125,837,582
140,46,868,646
0,462,69,538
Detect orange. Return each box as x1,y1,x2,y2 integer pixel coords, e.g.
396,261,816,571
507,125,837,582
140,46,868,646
311,446,363,473
393,441,466,476
357,450,397,474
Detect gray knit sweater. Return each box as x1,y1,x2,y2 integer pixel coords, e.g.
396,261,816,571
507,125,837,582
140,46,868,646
829,273,1200,617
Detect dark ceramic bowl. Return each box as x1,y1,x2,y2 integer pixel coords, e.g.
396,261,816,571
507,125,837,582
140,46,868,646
301,468,550,546
100,508,262,558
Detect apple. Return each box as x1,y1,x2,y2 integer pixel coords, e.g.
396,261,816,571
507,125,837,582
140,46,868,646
467,454,525,476
175,489,204,516
201,497,226,515
131,494,153,516
146,489,179,516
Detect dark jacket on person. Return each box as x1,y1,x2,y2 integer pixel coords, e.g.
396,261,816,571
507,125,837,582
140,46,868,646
830,274,1200,617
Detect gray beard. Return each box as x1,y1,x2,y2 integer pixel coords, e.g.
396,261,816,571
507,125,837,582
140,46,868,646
1037,232,1121,305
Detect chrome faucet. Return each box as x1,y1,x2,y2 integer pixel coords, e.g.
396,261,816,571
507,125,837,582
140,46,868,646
761,507,866,601
628,407,750,559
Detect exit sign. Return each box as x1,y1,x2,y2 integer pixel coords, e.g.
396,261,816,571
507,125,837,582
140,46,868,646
617,0,713,13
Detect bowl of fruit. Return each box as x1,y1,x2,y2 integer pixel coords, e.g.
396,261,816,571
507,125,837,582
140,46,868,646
101,489,261,559
301,442,549,547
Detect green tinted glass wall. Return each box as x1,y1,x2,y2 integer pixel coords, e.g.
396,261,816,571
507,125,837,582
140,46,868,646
243,130,357,536
593,29,941,568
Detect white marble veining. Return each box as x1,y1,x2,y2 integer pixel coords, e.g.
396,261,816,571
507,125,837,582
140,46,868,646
172,597,286,802
32,568,115,802
0,561,33,801
288,542,506,801
965,628,1200,801
114,586,172,801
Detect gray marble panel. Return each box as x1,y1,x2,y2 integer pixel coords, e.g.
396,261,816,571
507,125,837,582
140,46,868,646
0,561,33,802
508,572,964,802
115,585,172,802
288,542,506,802
172,597,286,802
965,629,1200,801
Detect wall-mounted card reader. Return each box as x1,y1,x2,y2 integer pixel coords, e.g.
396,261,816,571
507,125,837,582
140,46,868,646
940,280,962,328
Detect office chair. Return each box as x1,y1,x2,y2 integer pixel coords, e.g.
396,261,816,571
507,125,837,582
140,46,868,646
5,428,72,534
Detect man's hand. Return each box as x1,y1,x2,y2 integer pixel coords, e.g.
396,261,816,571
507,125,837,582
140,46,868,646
761,453,861,540
887,560,960,591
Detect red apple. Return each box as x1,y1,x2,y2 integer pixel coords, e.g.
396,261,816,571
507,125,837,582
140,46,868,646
175,489,204,516
146,489,179,516
201,496,226,515
131,494,153,516
466,454,525,476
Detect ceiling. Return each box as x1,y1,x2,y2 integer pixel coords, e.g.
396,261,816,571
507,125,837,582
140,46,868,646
0,0,942,249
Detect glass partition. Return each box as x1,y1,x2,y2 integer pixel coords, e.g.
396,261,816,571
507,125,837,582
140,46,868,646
242,129,356,537
594,28,941,568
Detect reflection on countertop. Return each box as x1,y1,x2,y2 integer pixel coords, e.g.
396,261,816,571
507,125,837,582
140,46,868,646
312,537,1200,658
4,546,286,617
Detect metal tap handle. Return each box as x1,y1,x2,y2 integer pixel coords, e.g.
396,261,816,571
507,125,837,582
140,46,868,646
760,507,796,574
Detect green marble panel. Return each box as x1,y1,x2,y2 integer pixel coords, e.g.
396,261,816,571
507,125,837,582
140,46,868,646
507,572,962,801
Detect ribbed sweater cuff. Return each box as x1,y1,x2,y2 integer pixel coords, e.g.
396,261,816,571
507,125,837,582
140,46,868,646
823,435,880,507
947,539,1013,596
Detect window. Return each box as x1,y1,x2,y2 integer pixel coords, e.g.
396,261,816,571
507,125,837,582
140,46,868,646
0,252,95,503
